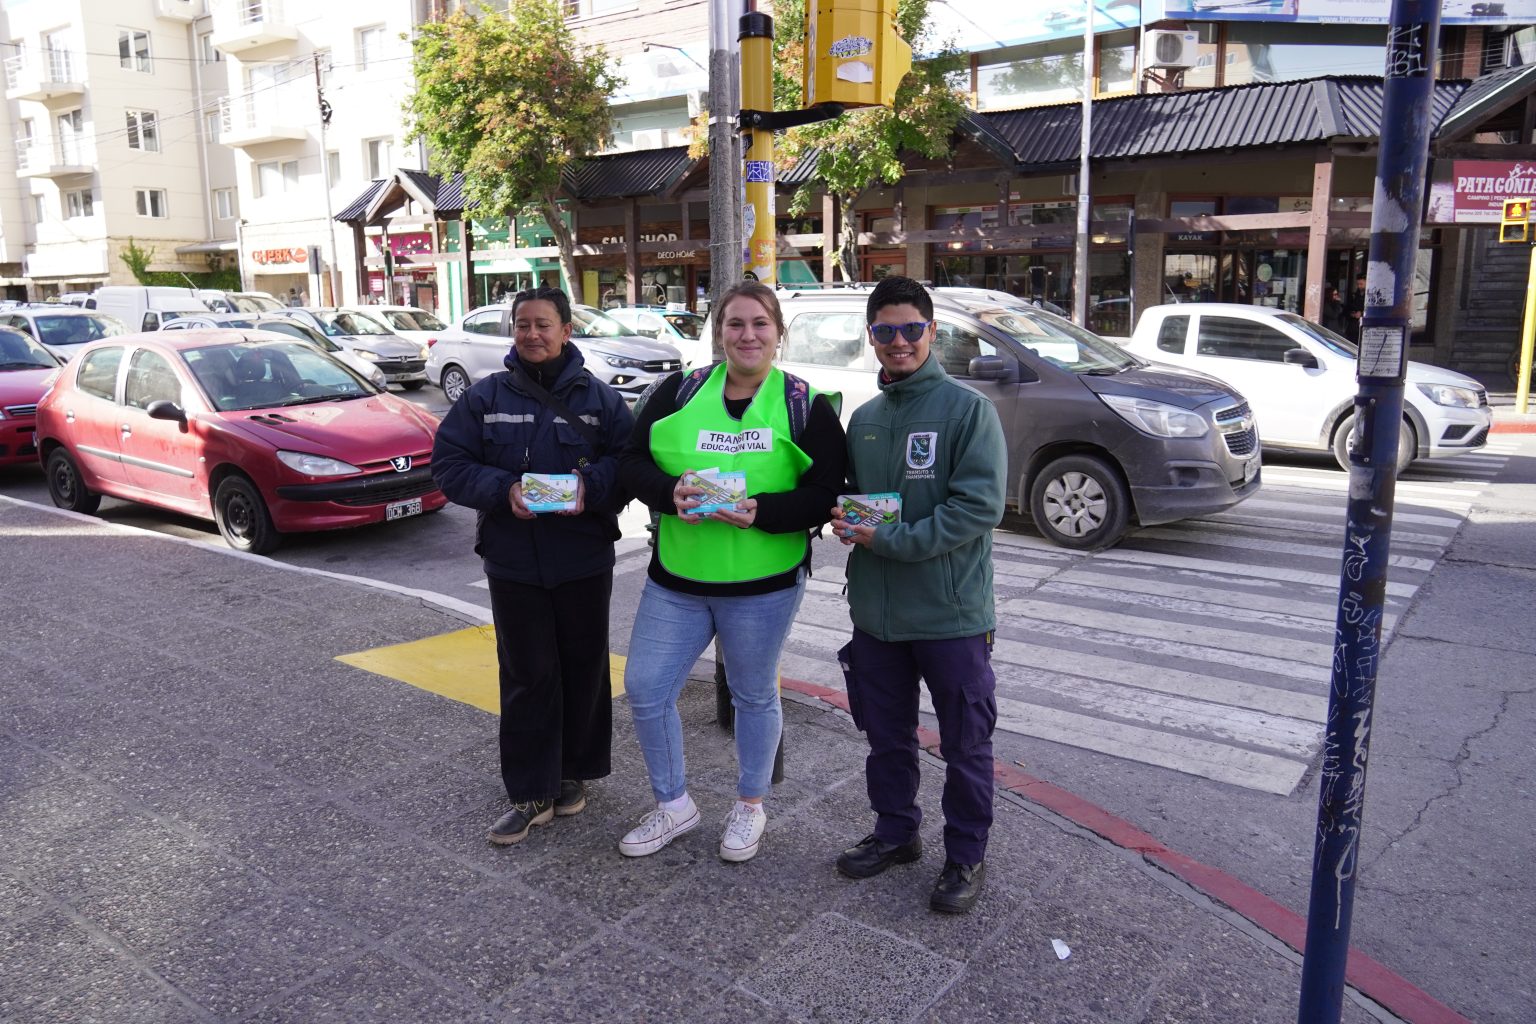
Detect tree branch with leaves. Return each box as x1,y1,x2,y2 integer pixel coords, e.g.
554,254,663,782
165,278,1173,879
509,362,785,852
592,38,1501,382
404,0,622,297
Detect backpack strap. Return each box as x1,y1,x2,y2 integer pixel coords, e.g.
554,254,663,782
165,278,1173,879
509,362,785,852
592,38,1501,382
781,371,812,444
674,364,714,407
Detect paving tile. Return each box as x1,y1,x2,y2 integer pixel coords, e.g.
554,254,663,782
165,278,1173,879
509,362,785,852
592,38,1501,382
0,736,69,796
383,883,602,1002
743,911,963,1023
244,950,501,1024
281,838,491,940
0,871,49,925
143,898,369,1019
5,958,203,1024
1140,919,1305,1024
0,782,146,880
0,911,133,1016
344,759,505,829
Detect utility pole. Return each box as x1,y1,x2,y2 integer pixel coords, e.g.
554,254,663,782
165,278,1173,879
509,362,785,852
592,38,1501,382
315,53,342,305
1296,3,1440,1021
708,0,745,340
1073,0,1093,327
740,12,776,287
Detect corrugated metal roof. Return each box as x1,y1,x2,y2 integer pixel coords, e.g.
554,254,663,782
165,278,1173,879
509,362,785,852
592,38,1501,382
334,180,386,222
977,75,1476,169
779,147,822,187
1436,62,1536,141
563,146,695,199
434,173,468,215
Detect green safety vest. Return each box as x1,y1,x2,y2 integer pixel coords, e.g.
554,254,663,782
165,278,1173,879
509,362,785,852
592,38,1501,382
649,363,815,583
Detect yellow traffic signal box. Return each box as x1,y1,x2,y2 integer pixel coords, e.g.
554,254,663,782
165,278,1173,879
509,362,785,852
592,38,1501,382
1501,197,1530,243
803,0,913,109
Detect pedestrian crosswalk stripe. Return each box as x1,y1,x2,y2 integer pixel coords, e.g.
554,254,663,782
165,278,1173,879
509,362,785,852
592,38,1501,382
981,694,1308,796
999,598,1335,674
1089,547,1421,597
1040,578,1362,633
1129,527,1440,572
1199,512,1452,549
1227,496,1463,529
994,668,1322,758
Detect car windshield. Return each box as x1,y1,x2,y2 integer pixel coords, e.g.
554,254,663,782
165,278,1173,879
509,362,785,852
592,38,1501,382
35,314,126,348
975,307,1141,373
184,340,377,412
572,306,629,339
233,295,284,313
664,314,704,339
255,321,341,352
1278,312,1358,358
0,330,59,369
316,310,393,337
382,309,447,331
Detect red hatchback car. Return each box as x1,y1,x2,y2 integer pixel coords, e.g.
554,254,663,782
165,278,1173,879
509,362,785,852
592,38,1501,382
35,329,447,553
1,327,60,467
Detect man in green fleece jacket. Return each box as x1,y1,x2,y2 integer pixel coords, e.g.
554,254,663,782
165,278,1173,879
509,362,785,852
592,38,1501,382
831,275,1006,915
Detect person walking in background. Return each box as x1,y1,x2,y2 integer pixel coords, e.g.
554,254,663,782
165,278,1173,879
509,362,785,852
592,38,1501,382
1346,274,1367,342
617,281,846,863
831,275,1006,915
1321,284,1347,335
431,286,634,846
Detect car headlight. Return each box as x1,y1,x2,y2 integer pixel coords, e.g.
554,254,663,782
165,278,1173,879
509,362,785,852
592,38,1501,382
1416,382,1478,408
1099,393,1209,438
276,450,360,476
366,366,387,386
601,353,648,370
351,348,382,361
418,345,430,360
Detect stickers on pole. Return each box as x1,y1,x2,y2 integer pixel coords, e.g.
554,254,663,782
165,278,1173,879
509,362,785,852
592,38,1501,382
1359,325,1405,378
746,160,774,183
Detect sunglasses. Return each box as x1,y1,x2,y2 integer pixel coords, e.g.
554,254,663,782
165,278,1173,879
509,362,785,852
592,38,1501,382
868,321,931,344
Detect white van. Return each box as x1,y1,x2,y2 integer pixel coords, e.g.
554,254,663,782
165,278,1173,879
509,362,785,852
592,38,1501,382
89,286,211,332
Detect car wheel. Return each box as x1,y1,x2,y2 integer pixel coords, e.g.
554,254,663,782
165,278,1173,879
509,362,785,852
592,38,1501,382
46,448,101,515
213,475,280,555
1028,454,1130,551
441,364,470,403
1332,414,1414,475
401,380,426,391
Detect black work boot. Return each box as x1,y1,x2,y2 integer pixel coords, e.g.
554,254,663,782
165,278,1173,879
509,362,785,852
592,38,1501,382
555,779,587,817
836,833,923,879
929,860,986,914
488,799,554,845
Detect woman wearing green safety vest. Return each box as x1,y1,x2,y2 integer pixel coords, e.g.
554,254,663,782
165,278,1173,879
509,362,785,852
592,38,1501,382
617,281,847,863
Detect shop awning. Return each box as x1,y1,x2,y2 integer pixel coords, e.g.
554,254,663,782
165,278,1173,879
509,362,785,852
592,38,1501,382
174,239,239,255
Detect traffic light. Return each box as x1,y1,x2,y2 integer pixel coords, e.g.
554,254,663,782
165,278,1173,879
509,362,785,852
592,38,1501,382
1501,197,1530,244
803,0,913,110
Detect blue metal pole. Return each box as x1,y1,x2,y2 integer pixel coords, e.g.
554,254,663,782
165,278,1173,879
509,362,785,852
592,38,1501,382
1297,3,1440,1021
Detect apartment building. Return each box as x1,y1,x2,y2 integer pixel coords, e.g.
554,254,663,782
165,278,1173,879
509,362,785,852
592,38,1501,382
208,0,421,305
1,0,234,300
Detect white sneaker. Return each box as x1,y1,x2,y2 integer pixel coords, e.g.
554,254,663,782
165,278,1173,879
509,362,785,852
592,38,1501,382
719,803,766,863
619,797,700,857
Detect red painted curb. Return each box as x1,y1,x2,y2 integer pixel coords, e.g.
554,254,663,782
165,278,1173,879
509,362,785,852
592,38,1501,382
1490,418,1536,434
781,676,1473,1024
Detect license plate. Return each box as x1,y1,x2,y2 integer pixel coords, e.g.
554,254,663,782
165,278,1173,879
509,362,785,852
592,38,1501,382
386,373,414,382
386,497,423,520
1243,455,1260,484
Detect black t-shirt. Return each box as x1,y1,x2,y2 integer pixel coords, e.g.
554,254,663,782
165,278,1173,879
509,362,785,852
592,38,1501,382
618,370,848,597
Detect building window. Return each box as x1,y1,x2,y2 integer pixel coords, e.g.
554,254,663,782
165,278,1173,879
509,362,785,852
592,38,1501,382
57,109,85,164
126,110,160,152
365,137,393,179
64,189,94,218
135,188,168,218
199,32,222,64
119,29,152,72
255,159,300,197
563,0,635,17
203,109,220,143
327,150,341,187
31,195,46,224
356,25,385,70
213,188,236,220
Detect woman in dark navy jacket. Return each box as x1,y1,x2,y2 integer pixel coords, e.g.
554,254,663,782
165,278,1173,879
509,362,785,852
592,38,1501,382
431,287,634,846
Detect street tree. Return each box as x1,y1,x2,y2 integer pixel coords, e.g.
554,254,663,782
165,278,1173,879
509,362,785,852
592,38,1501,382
772,0,968,282
404,0,621,296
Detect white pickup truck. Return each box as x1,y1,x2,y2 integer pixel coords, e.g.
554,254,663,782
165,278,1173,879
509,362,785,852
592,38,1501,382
1120,302,1491,473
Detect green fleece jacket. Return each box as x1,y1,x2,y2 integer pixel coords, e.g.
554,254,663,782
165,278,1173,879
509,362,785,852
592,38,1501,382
845,353,1006,642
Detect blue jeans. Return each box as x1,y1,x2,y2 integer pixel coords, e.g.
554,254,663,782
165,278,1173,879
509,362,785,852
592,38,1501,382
625,574,806,802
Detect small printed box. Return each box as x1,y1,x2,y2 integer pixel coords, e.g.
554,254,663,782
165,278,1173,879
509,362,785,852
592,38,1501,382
521,473,580,513
838,492,901,530
684,468,748,516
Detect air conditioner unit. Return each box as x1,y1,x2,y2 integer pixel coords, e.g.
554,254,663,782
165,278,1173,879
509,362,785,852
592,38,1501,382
1145,30,1199,70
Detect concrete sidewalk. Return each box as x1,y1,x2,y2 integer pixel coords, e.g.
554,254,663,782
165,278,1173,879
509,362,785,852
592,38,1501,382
0,499,1413,1024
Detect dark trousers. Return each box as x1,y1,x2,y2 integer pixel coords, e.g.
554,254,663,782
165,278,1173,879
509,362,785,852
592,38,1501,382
486,572,614,803
840,627,997,865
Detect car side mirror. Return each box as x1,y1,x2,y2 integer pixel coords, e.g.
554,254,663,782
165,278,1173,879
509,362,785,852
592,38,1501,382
145,399,187,424
1283,348,1319,369
970,355,1029,382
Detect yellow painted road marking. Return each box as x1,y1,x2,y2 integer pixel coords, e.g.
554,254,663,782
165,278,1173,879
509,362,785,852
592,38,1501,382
336,625,628,712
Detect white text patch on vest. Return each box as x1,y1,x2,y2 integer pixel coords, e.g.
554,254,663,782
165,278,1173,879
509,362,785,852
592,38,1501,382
696,428,775,454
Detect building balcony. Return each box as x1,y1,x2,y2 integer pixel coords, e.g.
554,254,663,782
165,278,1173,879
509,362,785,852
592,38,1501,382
3,52,86,103
219,94,307,148
155,0,199,21
16,140,95,179
209,0,298,54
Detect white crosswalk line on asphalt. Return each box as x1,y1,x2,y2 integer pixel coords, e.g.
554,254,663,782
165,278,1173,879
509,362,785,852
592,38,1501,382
1197,512,1452,549
1228,496,1463,529
1088,547,1422,598
1128,526,1440,572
